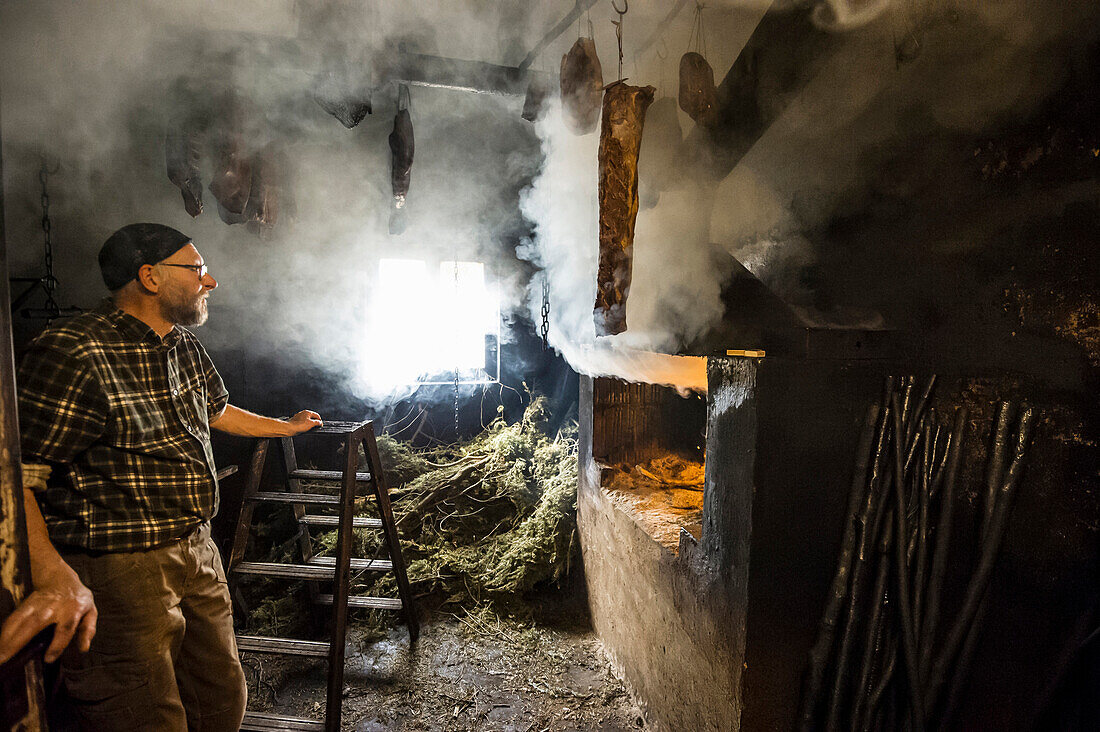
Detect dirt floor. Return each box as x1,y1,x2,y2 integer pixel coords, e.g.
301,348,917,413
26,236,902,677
243,589,648,731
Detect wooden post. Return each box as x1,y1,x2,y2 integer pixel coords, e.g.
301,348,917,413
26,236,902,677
0,83,49,731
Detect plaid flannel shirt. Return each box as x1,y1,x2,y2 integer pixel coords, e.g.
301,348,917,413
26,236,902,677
18,299,229,552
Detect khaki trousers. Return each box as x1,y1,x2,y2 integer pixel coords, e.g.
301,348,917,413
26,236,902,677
60,523,246,732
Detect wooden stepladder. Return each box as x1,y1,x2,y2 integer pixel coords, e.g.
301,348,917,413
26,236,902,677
227,420,418,732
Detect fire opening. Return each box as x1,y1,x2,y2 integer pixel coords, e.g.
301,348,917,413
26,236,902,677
592,373,708,552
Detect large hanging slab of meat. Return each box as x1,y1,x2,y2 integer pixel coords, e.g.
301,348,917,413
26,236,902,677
165,121,204,217
678,52,718,126
560,38,603,135
389,84,414,210
595,82,655,337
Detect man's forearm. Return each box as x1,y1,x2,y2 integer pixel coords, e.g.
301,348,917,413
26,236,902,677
0,486,97,664
23,487,74,583
209,404,296,437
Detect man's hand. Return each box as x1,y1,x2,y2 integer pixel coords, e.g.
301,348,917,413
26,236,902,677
284,410,323,436
0,563,97,664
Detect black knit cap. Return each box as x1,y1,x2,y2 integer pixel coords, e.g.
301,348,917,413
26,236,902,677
98,223,193,290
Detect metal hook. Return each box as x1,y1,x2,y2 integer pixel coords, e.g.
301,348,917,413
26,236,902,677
611,0,628,16
37,150,61,175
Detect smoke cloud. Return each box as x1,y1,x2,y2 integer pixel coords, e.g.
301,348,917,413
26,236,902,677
0,0,541,406
2,0,1097,402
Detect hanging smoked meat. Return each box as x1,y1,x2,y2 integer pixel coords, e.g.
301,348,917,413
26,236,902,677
314,69,372,128
595,82,655,337
243,146,284,239
389,84,414,210
637,97,683,210
208,98,252,225
560,38,603,135
678,51,718,127
521,74,551,123
165,120,204,217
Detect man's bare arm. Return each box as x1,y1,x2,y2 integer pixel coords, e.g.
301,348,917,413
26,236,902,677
0,485,97,664
209,404,322,437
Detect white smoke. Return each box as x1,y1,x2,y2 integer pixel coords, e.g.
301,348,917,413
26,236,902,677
517,97,720,392
0,0,540,405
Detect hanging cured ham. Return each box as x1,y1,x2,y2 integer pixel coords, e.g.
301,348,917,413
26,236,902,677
595,82,655,337
560,38,603,135
678,51,718,127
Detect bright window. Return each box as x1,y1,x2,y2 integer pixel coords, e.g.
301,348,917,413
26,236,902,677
363,258,499,391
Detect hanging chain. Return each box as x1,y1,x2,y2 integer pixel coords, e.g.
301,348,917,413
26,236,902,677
540,276,551,350
38,157,65,319
611,0,628,81
39,160,57,296
687,2,707,59
453,258,461,439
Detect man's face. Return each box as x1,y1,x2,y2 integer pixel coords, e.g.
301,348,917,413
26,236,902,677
156,244,218,327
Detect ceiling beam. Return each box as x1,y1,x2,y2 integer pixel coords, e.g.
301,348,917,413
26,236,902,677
381,50,535,96
632,0,692,58
516,0,603,71
687,4,842,179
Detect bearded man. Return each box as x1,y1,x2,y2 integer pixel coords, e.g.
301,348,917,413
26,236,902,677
0,223,321,731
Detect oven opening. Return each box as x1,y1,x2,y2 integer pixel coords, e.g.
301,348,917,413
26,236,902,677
591,375,708,552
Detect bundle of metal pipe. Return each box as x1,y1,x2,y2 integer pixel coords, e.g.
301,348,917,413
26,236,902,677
799,377,1036,731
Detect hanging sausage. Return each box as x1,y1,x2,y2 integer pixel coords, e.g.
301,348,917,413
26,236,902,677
389,84,414,209
560,37,604,135
388,84,414,235
595,82,656,337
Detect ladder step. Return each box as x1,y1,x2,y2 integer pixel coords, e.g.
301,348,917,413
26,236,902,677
241,711,324,731
215,464,238,481
232,558,392,580
308,556,392,571
289,469,372,482
317,594,404,610
304,420,370,435
300,514,383,529
251,491,339,505
235,635,330,657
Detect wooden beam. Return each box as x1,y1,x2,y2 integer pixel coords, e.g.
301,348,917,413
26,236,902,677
516,0,603,71
0,82,48,732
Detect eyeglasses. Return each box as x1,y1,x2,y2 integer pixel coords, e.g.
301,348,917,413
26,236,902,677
160,263,208,278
